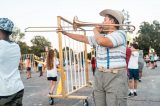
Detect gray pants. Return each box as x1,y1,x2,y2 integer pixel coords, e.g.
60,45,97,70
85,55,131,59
93,69,128,106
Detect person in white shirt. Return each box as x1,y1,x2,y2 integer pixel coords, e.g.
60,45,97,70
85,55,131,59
128,43,139,97
46,50,59,94
46,49,59,105
154,53,158,68
38,57,44,77
0,18,24,105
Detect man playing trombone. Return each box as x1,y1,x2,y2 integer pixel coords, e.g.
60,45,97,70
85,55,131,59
57,9,128,106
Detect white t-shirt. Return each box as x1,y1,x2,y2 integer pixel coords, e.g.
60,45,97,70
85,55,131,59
154,55,158,61
128,51,139,69
47,58,59,77
0,40,24,96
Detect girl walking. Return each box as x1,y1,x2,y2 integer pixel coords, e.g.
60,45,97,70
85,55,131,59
46,49,59,104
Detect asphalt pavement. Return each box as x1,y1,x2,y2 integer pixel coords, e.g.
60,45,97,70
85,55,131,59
21,62,160,106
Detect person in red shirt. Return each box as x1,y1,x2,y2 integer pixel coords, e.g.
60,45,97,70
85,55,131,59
126,41,131,77
91,55,96,76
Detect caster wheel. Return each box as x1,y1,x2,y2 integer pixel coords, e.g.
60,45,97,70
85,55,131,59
49,98,54,105
83,99,89,106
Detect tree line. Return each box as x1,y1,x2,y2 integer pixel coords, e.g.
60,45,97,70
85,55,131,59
134,20,160,56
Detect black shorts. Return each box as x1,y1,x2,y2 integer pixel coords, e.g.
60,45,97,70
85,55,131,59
47,77,57,81
26,67,31,71
38,67,42,71
128,69,139,80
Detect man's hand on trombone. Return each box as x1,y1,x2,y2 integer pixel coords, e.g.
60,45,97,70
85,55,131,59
56,26,67,35
93,25,103,34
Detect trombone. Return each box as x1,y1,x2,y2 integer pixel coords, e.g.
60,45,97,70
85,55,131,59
24,16,135,32
25,26,89,32
73,16,136,32
24,26,79,32
25,26,114,32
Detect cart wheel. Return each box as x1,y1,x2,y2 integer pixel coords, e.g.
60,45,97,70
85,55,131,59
49,98,54,105
83,99,89,106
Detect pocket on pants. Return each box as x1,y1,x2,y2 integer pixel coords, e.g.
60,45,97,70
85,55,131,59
116,74,128,106
116,94,127,106
116,83,128,106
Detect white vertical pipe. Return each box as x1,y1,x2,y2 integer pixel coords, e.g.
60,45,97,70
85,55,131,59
68,37,74,92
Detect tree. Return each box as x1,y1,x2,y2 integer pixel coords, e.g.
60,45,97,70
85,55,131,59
122,9,130,25
122,9,132,32
30,36,51,56
17,41,31,54
135,20,160,56
10,27,25,43
10,27,30,54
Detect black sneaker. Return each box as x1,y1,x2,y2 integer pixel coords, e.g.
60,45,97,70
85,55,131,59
134,92,137,96
128,92,134,97
49,92,53,95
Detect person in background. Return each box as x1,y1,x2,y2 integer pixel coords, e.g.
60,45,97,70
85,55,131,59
145,54,150,67
19,57,23,72
38,57,43,77
149,50,155,69
154,53,158,68
25,57,31,79
47,49,59,95
128,43,139,97
91,55,96,76
0,18,24,106
126,41,131,77
138,50,144,82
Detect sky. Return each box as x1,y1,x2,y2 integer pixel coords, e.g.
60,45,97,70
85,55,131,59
1,0,160,48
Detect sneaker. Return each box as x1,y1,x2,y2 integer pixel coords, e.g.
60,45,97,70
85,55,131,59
128,92,134,97
139,79,142,82
49,92,53,95
134,92,137,96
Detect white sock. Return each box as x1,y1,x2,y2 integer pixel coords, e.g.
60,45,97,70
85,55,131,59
130,89,134,93
133,89,137,92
